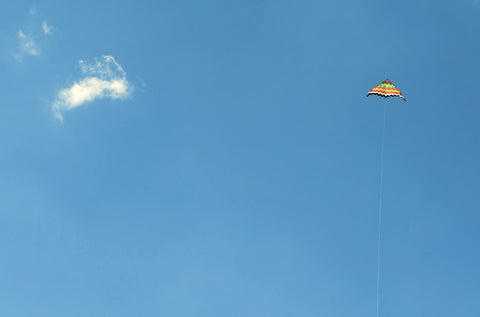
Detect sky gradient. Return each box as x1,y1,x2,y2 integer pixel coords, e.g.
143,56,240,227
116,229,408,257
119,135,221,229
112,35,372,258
2,1,480,316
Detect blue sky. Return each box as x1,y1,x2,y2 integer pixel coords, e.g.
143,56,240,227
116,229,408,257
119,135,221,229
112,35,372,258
1,1,480,316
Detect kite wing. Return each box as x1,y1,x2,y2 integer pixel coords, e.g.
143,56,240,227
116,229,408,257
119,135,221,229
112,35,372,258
367,79,406,101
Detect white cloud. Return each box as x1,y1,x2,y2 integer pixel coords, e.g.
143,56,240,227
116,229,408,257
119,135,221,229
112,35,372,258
14,9,55,61
42,21,52,35
53,56,132,122
17,30,40,57
14,8,55,61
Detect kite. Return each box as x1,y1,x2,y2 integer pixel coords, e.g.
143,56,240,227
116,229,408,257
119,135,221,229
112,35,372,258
367,79,406,101
367,78,406,317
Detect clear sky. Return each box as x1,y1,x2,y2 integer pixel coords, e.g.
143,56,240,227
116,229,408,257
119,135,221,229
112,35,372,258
2,1,480,316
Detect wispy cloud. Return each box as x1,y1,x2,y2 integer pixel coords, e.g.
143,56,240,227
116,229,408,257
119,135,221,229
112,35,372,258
14,8,54,61
41,21,52,35
52,56,132,122
17,30,40,57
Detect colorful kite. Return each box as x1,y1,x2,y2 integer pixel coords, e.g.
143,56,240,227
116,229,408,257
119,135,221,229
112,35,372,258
367,79,406,101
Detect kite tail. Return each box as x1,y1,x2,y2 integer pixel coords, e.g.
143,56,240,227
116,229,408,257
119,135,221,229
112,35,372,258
376,104,387,317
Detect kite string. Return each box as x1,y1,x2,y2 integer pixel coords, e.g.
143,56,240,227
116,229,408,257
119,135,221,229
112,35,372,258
376,104,387,317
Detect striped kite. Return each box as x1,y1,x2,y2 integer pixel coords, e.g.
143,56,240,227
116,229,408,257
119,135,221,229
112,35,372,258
367,79,406,101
